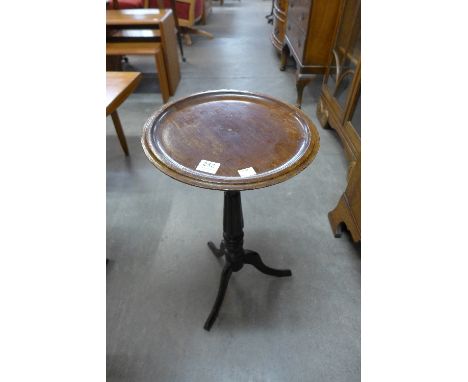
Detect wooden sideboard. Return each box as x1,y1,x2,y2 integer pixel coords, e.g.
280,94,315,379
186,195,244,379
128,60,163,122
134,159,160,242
316,0,361,242
271,0,288,52
279,0,341,108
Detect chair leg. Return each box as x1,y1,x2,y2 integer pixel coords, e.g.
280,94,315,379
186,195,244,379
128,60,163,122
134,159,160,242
110,110,129,156
155,50,170,103
184,26,214,40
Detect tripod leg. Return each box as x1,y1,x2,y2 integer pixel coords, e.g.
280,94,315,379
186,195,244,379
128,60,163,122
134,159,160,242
207,241,225,258
204,264,233,331
244,250,292,277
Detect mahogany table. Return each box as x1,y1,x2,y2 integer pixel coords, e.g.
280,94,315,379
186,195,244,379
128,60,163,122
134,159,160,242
141,90,320,330
106,71,142,155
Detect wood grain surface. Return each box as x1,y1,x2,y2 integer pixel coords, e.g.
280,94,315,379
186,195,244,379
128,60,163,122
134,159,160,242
106,9,170,26
142,90,320,190
106,71,142,116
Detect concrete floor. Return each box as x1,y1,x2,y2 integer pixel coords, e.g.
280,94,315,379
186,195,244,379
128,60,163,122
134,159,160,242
107,1,360,381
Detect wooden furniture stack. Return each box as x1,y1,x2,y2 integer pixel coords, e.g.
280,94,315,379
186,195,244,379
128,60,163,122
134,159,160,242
316,0,361,242
270,0,288,52
106,9,181,98
106,43,170,103
279,0,341,108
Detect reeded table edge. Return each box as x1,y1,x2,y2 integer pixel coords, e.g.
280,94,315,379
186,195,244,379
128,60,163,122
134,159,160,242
141,89,320,191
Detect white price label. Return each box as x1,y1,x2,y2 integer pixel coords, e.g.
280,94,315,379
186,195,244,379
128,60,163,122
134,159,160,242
196,160,220,175
238,167,257,177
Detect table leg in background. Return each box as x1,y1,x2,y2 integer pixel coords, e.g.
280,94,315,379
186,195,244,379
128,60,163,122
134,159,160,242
110,110,129,156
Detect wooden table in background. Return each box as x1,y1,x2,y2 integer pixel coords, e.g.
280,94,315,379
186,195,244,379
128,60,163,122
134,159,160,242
106,9,180,95
106,71,142,155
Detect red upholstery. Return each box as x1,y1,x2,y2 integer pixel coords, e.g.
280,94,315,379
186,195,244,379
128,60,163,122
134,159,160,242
107,0,144,9
148,0,203,20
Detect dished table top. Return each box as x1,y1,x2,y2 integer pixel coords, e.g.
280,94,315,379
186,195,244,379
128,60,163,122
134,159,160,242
106,72,142,116
141,90,320,191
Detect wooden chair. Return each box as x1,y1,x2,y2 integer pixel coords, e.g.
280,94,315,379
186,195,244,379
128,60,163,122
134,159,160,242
108,0,145,9
106,42,170,103
149,0,213,45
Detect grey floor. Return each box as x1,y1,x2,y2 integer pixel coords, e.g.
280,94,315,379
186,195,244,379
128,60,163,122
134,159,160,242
107,1,360,381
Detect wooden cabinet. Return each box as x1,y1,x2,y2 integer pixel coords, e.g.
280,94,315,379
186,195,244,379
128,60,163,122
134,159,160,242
271,0,288,52
326,90,360,243
279,0,341,108
329,153,360,242
316,0,361,242
317,0,361,175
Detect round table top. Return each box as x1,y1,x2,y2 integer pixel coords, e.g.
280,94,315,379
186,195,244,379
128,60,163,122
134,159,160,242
141,90,320,191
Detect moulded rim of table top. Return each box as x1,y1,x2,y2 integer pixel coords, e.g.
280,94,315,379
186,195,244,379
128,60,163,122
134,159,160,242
141,89,320,191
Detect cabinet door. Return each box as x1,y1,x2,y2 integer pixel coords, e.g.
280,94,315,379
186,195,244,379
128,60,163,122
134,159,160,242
324,0,361,111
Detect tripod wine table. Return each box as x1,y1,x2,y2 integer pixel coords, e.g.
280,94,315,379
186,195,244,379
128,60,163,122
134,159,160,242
141,90,320,330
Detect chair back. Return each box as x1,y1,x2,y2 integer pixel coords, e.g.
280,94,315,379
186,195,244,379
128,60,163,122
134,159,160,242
148,0,201,24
